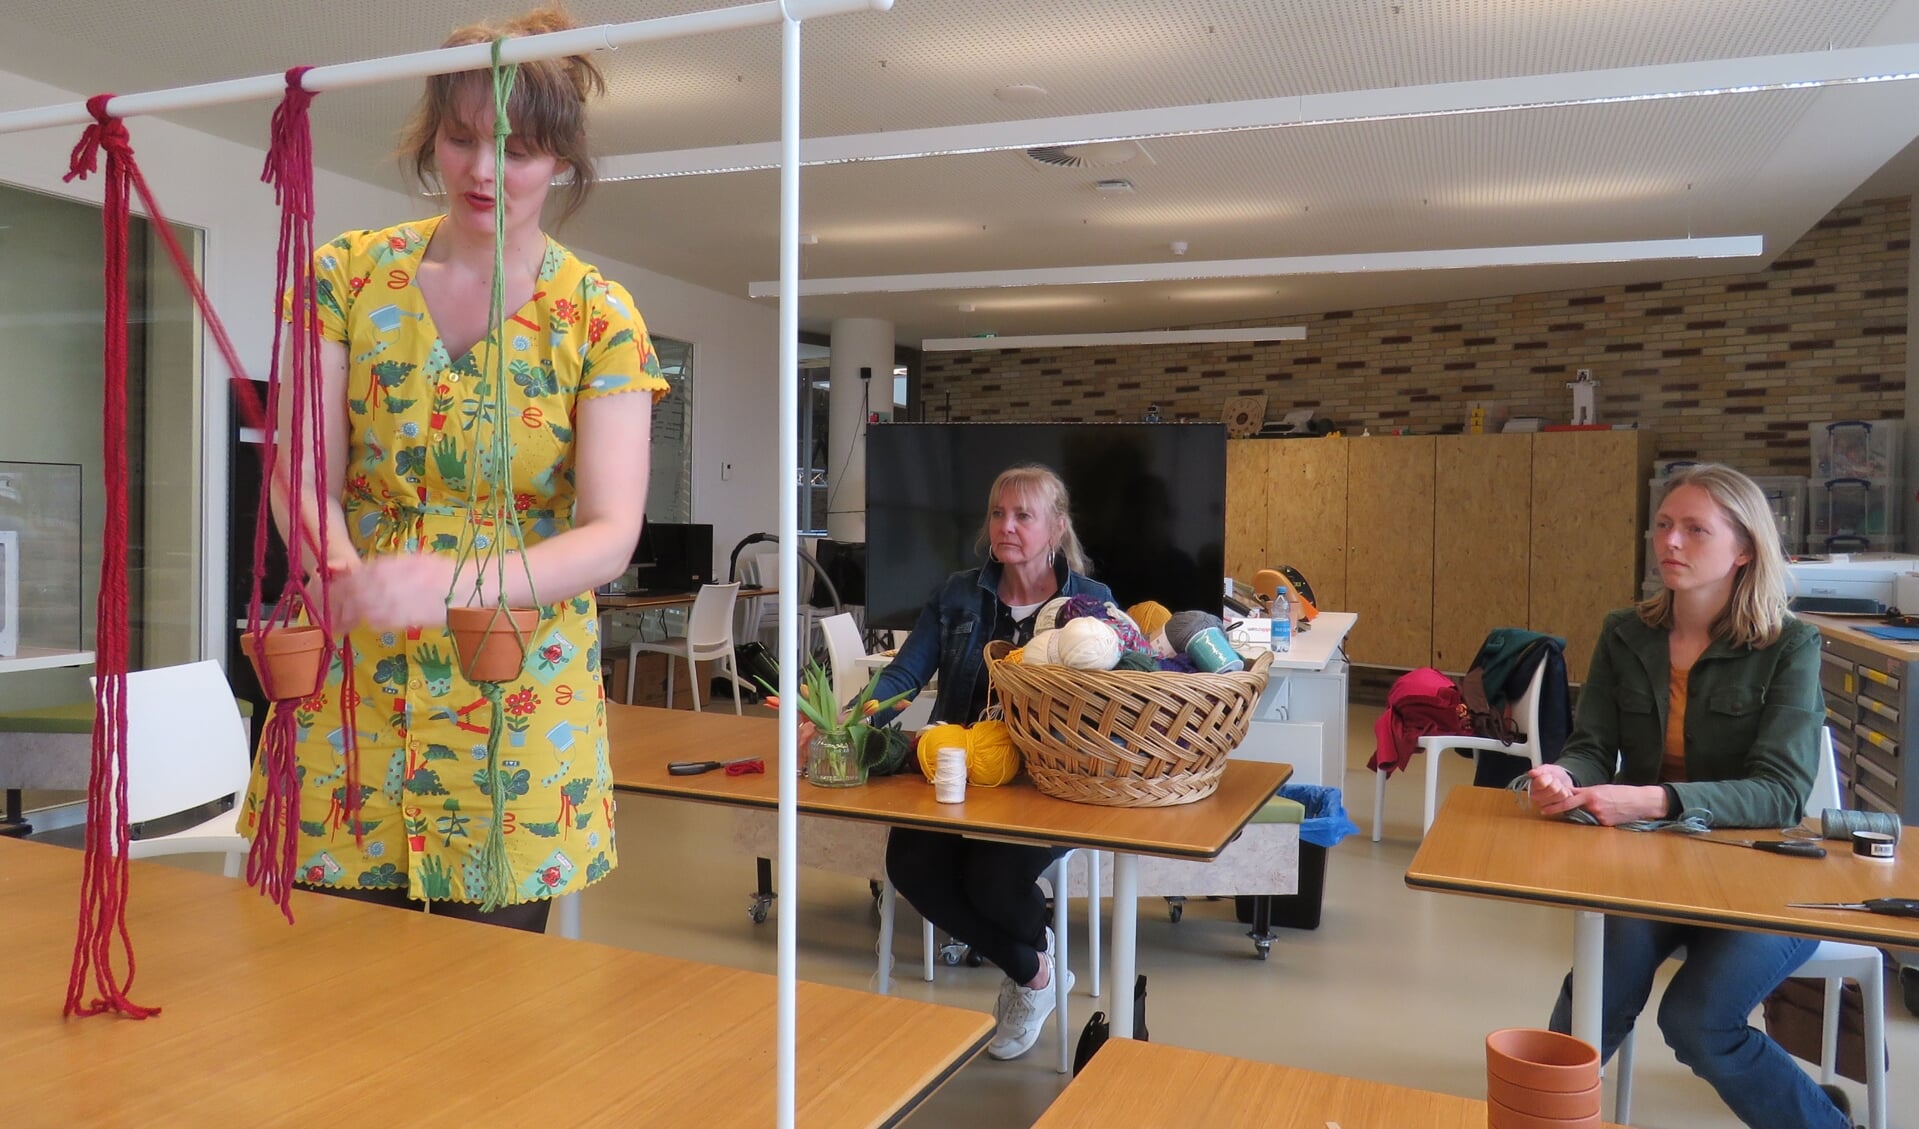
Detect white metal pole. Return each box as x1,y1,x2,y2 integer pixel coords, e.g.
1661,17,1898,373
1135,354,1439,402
0,0,890,136
775,3,803,1127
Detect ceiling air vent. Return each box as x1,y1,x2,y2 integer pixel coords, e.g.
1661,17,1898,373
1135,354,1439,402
1025,140,1152,168
1093,179,1136,194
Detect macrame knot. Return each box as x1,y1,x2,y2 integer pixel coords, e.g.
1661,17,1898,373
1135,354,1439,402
63,93,127,184
262,67,318,217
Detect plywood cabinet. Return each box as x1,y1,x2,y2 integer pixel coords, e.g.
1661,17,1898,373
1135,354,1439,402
1226,431,1649,678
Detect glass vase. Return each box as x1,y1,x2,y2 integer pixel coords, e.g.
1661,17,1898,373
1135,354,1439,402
806,730,866,788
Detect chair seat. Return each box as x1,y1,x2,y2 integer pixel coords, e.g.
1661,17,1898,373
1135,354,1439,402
127,804,248,879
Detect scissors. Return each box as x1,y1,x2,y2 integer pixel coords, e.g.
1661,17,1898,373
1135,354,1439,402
668,757,765,777
1785,897,1919,918
1689,834,1827,858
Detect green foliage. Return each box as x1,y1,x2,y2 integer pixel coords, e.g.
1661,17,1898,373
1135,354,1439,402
406,767,449,795
416,856,453,900
372,360,416,388
521,820,561,838
358,863,405,889
585,854,611,883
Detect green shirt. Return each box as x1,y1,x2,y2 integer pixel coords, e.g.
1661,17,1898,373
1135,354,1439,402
1556,607,1823,829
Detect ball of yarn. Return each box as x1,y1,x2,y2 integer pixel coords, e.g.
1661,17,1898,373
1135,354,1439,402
1003,645,1025,664
1157,653,1200,673
1023,628,1059,664
1033,596,1071,633
1105,615,1152,655
915,721,1020,786
1164,610,1223,654
1113,650,1160,673
1055,616,1122,670
1149,629,1175,658
1127,600,1173,640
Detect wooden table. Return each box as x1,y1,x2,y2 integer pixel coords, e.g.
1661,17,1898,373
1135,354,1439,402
607,705,1293,1039
1033,1039,1624,1128
597,586,775,612
1406,788,1919,1049
0,837,990,1127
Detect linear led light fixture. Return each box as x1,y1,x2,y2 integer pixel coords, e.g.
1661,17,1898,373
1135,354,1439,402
600,43,1919,180
922,327,1307,351
750,235,1764,298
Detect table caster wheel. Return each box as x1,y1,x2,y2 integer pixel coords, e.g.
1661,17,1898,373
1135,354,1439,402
965,949,983,967
1254,938,1271,960
747,893,774,925
1168,902,1184,924
939,941,967,966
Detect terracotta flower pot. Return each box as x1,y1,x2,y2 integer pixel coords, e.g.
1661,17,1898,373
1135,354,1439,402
1486,1073,1602,1120
240,624,328,701
1485,1028,1600,1094
447,606,540,683
1486,1096,1600,1129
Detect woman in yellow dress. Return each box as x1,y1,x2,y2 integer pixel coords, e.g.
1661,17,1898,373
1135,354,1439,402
243,5,667,931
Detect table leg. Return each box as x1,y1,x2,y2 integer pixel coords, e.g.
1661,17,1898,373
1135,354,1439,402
1,788,31,838
1571,909,1604,1051
1111,851,1139,1038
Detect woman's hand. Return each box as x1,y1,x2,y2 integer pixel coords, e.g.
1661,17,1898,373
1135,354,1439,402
1526,764,1578,812
1567,784,1670,827
331,552,458,631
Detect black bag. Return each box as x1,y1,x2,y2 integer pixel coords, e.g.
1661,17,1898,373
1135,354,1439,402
1072,974,1148,1075
1762,976,1885,1084
734,641,780,702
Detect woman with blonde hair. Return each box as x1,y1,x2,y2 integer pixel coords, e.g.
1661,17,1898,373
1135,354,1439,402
1526,464,1846,1128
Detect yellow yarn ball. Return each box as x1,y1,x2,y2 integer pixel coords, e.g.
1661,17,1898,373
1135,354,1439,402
915,721,1021,786
1127,600,1173,640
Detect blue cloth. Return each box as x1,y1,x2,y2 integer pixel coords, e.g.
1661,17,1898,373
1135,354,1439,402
1857,624,1919,641
1548,917,1847,1129
1276,784,1359,849
870,558,1113,727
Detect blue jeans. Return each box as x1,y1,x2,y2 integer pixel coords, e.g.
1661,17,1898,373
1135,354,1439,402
1548,917,1848,1129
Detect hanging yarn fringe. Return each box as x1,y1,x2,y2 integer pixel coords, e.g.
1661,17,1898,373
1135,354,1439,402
60,70,335,1015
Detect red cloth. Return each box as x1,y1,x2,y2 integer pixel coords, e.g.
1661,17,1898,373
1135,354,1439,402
1369,667,1470,777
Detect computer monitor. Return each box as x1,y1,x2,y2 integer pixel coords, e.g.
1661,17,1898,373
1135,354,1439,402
631,521,713,594
809,539,867,608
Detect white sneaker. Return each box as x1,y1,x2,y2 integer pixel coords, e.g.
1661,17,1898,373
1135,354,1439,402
986,967,1075,1060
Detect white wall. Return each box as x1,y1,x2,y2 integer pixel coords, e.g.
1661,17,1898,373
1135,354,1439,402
0,67,781,659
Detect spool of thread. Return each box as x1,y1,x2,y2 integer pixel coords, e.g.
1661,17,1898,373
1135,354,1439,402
934,746,968,804
1183,625,1245,673
1251,568,1283,610
1817,808,1903,843
1164,610,1223,654
1852,830,1898,861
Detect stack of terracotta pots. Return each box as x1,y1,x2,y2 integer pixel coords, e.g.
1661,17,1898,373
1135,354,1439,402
1485,1028,1601,1128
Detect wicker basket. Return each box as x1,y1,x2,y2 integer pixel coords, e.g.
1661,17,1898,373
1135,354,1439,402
984,639,1273,807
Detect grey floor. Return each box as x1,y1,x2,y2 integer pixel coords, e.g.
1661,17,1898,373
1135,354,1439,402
62,703,1918,1126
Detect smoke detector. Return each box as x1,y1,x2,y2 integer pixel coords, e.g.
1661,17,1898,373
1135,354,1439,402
1026,140,1153,168
1093,179,1136,194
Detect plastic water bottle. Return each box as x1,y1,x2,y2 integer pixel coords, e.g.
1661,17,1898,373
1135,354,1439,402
1270,586,1292,653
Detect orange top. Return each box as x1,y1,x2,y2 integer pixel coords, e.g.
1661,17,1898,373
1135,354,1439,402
1662,664,1690,783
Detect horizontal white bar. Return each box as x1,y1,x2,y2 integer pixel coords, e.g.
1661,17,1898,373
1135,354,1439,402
922,327,1307,351
603,43,1919,179
751,236,1765,297
0,0,891,136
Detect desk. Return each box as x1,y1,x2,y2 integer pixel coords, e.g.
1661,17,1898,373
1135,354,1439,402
607,704,1292,1038
598,586,775,612
0,837,989,1127
1032,1039,1626,1128
1406,788,1919,1050
1234,611,1355,787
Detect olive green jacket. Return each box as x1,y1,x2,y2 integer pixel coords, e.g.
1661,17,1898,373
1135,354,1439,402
1556,608,1823,829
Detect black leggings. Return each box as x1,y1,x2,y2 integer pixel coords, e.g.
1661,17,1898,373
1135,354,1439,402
885,828,1067,984
298,882,554,934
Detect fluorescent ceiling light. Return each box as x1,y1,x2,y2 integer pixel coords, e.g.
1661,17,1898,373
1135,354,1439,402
601,44,1919,180
750,236,1764,298
922,328,1307,351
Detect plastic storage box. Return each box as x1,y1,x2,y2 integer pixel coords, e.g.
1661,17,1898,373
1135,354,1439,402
1809,477,1900,541
1813,420,1902,479
1752,475,1807,556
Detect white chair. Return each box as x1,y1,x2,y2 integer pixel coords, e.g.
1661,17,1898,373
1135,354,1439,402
627,582,742,714
820,612,867,706
1613,728,1887,1129
1372,659,1547,842
876,848,1100,1075
735,550,774,646
113,661,251,877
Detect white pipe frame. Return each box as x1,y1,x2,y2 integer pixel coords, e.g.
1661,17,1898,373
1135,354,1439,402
0,4,893,1128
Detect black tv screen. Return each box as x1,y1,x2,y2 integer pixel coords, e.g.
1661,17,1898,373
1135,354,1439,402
864,423,1226,630
632,521,713,593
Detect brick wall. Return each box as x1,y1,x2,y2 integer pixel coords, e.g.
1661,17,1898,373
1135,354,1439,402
922,198,1910,473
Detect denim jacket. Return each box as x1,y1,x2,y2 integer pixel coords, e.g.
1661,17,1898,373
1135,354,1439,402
1556,607,1824,828
871,559,1114,727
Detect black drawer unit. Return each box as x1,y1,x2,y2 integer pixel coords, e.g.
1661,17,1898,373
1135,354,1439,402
1818,631,1918,825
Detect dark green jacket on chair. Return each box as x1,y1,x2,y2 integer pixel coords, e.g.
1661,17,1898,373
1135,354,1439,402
1556,607,1823,829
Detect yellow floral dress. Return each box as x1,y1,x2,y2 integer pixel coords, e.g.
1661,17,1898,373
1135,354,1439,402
241,216,667,905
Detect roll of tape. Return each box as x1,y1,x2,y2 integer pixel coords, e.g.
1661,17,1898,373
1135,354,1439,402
1851,830,1898,861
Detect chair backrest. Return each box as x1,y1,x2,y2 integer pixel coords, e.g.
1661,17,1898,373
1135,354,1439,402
1510,658,1548,754
1806,725,1841,819
686,582,742,649
101,661,251,825
820,612,866,705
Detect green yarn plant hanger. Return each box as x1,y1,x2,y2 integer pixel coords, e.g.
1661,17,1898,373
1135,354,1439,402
442,38,542,911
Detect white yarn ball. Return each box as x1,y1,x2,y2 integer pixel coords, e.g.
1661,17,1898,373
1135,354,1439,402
1023,628,1059,664
1056,617,1122,671
1034,596,1071,633
1150,628,1175,658
1104,601,1140,633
